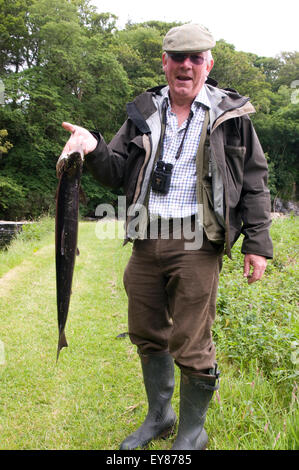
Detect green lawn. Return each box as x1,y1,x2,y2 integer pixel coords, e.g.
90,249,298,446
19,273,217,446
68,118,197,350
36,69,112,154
0,216,298,450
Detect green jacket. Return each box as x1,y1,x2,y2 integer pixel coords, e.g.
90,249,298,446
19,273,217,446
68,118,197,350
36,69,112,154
85,78,273,259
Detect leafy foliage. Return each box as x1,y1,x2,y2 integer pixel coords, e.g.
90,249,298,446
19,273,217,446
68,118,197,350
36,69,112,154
214,215,299,384
0,0,298,219
0,129,13,154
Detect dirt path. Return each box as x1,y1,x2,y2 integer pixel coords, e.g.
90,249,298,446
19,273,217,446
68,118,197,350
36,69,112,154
0,244,54,296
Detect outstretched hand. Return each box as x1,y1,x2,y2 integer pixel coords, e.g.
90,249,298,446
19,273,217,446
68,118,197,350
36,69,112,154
61,122,98,156
243,254,267,284
56,122,98,177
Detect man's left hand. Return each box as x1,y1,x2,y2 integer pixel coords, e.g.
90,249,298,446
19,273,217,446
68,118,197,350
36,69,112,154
243,254,267,284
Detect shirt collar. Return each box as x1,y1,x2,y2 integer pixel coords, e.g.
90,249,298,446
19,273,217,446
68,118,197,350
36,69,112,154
194,85,211,109
161,85,211,111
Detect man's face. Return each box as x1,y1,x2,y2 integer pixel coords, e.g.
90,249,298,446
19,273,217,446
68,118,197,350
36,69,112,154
162,51,214,105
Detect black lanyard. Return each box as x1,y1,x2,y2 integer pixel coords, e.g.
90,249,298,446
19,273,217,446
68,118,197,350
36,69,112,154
158,102,194,161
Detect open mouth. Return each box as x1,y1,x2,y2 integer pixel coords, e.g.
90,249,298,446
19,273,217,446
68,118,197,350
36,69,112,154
177,76,192,81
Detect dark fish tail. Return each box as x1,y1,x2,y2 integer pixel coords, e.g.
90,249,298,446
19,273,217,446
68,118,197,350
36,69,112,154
56,330,68,361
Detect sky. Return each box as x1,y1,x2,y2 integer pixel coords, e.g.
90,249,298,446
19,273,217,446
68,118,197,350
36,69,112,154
91,0,298,57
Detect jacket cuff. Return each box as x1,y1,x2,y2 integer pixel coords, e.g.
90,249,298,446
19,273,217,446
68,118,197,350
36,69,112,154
85,131,102,159
241,234,273,259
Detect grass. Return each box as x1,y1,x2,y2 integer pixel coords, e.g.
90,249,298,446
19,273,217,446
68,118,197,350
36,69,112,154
0,215,298,450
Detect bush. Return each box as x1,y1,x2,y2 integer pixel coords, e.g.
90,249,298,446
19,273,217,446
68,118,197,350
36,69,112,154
213,216,299,385
0,176,26,219
16,216,54,242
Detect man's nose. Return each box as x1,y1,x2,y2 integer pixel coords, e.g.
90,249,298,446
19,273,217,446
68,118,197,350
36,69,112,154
180,56,193,67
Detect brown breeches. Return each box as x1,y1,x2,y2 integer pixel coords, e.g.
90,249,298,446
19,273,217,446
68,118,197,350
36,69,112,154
123,219,223,372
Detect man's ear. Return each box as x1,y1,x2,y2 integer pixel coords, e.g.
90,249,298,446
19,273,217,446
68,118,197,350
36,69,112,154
207,57,214,74
162,52,168,71
205,56,214,81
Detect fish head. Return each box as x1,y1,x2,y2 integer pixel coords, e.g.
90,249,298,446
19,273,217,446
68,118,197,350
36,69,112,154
64,148,84,178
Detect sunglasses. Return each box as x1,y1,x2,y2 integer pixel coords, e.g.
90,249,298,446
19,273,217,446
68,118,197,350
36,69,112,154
168,53,205,65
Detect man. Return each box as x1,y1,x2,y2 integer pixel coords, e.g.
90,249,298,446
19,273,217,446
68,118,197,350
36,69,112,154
57,23,273,450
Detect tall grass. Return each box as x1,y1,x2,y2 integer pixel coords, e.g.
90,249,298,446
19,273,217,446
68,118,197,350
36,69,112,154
0,215,298,450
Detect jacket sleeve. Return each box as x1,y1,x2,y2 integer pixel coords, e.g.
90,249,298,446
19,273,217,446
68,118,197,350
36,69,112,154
239,116,273,258
84,119,136,190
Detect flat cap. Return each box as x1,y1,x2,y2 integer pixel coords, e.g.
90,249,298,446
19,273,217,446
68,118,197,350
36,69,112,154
163,23,215,53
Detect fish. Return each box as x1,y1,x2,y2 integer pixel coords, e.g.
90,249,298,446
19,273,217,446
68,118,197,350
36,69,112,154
55,148,84,361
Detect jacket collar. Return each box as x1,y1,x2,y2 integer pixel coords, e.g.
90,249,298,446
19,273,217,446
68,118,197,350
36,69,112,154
205,81,255,130
127,79,255,134
151,78,255,128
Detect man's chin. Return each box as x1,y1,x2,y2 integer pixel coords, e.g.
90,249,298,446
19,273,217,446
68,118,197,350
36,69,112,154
173,86,195,101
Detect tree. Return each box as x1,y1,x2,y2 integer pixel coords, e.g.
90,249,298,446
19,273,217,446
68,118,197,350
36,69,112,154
0,0,34,74
253,55,282,84
211,40,273,112
254,103,299,199
273,52,299,91
0,4,297,219
115,25,165,96
0,0,131,219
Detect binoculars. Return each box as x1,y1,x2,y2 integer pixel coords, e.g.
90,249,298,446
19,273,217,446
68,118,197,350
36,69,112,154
151,161,174,195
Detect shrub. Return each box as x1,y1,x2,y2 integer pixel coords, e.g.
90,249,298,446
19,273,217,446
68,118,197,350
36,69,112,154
213,216,299,385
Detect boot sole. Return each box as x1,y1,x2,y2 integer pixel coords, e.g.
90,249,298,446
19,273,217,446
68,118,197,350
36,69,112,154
120,419,177,450
171,427,208,450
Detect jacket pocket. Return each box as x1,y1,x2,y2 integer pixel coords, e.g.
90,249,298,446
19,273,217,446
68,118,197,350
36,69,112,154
202,181,225,241
124,135,146,207
224,145,246,208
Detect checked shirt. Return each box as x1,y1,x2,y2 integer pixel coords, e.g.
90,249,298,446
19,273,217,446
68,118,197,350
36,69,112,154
148,85,211,219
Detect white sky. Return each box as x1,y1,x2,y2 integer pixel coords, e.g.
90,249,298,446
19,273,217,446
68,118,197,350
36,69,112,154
91,0,298,57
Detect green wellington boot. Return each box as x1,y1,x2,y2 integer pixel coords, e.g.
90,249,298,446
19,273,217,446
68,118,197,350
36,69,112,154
171,365,220,450
119,352,177,450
